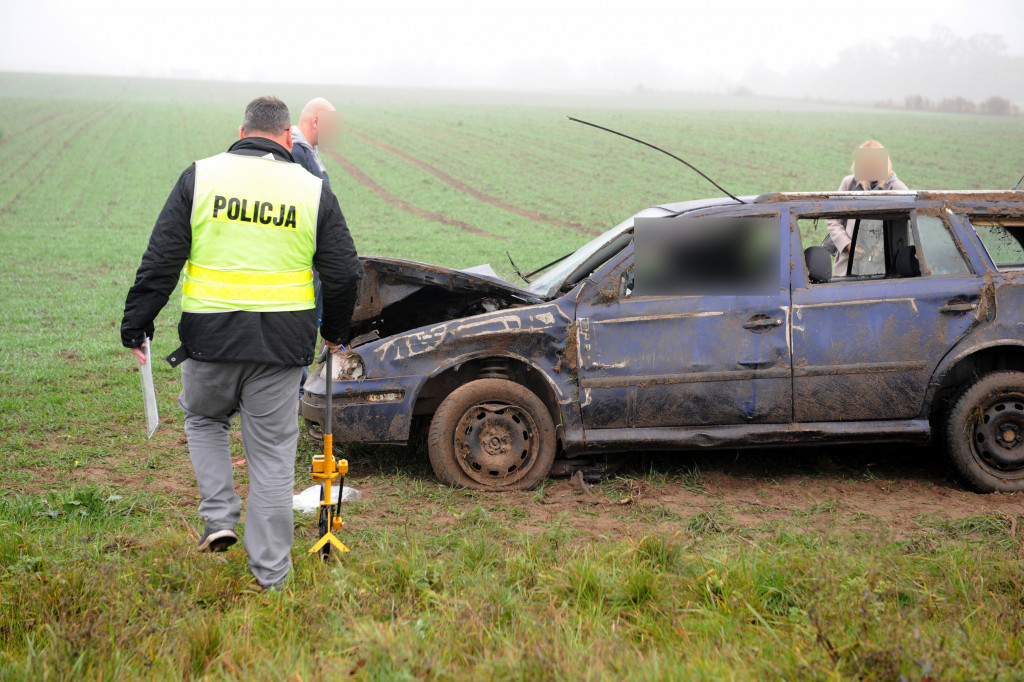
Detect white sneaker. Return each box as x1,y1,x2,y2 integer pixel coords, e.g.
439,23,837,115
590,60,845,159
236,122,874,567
197,527,237,552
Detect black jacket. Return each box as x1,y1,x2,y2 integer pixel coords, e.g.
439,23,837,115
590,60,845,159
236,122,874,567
292,141,331,191
120,137,360,366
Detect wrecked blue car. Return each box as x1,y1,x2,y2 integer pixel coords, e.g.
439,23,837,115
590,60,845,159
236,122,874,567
301,190,1024,492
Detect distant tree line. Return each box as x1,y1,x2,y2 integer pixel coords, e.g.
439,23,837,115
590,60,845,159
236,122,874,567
734,27,1023,108
874,95,1018,116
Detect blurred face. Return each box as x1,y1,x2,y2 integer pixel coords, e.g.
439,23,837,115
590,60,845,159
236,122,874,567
313,110,339,149
854,147,888,184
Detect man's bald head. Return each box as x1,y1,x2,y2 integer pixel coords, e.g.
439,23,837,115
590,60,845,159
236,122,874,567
300,97,335,121
297,97,337,148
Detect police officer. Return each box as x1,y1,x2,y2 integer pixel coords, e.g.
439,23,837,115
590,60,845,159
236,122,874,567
120,96,360,591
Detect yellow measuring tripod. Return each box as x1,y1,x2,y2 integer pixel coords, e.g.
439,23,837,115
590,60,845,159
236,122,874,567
309,345,350,558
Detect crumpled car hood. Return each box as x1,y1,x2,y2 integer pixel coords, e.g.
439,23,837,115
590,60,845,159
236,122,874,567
347,257,546,345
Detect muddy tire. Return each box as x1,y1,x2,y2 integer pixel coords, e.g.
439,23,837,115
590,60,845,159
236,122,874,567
945,371,1024,493
428,378,556,491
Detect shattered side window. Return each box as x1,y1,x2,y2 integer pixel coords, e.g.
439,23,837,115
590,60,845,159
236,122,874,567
971,217,1024,270
797,213,919,281
849,219,886,277
915,215,971,276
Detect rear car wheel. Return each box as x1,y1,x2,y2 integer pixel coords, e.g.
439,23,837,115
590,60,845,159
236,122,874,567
428,379,556,491
945,371,1024,493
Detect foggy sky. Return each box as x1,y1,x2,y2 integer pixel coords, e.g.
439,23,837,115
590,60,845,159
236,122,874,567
2,0,1022,103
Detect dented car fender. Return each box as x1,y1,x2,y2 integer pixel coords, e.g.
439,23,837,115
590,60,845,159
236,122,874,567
305,300,583,444
923,277,1024,412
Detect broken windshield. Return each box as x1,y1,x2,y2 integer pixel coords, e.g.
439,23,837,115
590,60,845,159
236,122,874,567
525,206,672,298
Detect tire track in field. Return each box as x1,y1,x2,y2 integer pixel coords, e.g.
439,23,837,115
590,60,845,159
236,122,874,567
0,102,120,214
347,128,599,236
67,107,132,217
0,111,62,147
324,149,500,239
0,104,113,183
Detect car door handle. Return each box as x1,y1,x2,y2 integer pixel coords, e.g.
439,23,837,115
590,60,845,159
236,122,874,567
742,316,783,329
938,301,978,313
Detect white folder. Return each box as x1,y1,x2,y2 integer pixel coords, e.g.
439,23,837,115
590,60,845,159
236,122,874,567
140,338,159,438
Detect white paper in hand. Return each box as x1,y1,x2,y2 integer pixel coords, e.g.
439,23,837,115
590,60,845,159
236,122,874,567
140,338,159,438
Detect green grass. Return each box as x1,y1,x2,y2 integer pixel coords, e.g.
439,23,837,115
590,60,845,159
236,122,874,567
1,480,1022,679
2,72,1024,679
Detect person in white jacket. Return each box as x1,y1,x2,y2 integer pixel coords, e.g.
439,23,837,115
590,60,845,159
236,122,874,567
827,140,909,276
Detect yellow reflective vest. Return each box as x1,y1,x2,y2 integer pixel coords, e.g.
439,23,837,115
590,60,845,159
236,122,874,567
182,152,322,313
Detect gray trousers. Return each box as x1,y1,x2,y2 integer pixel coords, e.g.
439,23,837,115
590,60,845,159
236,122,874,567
178,360,303,587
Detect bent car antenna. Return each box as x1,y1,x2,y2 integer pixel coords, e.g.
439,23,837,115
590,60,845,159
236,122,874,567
568,116,746,204
525,250,574,279
506,250,531,283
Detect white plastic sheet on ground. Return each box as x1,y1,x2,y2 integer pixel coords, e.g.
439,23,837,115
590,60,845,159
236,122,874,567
292,485,362,512
140,337,159,439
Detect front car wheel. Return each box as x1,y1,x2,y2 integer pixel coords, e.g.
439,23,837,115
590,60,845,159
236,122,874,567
427,378,557,491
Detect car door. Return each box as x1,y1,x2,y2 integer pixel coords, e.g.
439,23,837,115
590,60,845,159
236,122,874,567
575,210,793,429
791,208,986,422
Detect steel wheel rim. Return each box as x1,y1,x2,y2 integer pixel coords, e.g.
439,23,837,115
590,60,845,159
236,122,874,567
971,393,1024,472
453,401,538,487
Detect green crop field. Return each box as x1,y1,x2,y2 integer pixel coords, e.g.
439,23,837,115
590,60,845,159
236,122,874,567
2,72,1024,680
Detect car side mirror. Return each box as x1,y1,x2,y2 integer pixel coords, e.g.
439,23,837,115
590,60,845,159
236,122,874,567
804,246,832,284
